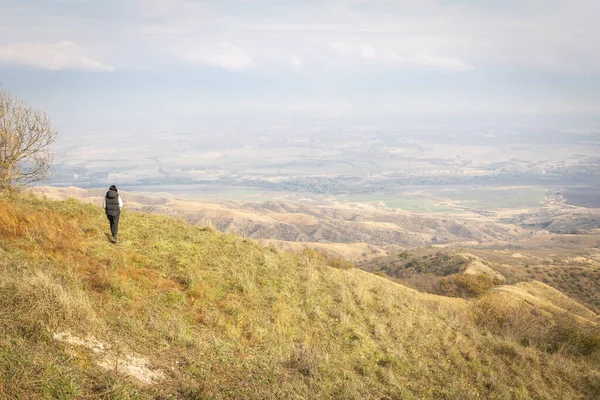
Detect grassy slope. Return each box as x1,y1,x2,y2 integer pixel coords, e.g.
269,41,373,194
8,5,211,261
0,193,599,399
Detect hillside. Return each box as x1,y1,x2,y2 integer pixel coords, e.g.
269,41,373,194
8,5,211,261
360,238,600,314
32,186,541,257
1,192,600,399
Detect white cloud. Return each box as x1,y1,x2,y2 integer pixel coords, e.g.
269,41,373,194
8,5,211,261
0,0,598,118
186,44,256,71
329,42,355,57
0,41,115,72
409,53,475,72
292,57,303,67
2,1,598,74
329,42,475,72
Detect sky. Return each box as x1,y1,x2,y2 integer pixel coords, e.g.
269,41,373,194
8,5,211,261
1,0,599,138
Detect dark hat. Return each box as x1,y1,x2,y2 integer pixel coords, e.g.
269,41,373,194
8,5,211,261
109,185,118,191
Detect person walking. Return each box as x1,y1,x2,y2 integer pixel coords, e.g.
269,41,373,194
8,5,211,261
104,185,123,243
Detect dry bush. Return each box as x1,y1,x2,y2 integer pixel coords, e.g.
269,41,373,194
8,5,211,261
399,273,441,294
328,257,355,270
363,251,469,279
301,247,354,269
0,86,58,189
362,251,493,298
394,273,495,299
439,274,495,298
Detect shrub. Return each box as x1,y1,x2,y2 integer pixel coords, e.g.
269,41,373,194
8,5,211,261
439,274,495,298
549,313,600,356
399,273,440,294
0,86,59,190
300,248,354,270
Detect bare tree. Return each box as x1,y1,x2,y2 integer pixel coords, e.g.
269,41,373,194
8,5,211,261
0,86,58,190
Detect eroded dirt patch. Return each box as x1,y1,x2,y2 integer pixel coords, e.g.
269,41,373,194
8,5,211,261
53,331,164,384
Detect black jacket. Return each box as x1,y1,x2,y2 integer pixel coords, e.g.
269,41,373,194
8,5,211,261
105,190,121,217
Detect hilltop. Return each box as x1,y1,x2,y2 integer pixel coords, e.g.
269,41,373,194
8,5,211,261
1,192,599,399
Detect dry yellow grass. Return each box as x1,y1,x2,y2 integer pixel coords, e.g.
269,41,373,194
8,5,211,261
0,192,599,399
459,254,506,282
270,212,319,226
257,239,389,261
493,281,598,322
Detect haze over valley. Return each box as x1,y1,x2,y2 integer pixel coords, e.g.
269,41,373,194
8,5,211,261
50,120,600,205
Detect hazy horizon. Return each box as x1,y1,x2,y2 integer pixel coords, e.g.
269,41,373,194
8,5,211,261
2,0,599,194
2,1,600,135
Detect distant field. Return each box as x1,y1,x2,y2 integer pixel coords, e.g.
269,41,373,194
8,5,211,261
563,186,600,208
129,184,286,202
130,184,550,212
432,187,548,210
337,193,459,212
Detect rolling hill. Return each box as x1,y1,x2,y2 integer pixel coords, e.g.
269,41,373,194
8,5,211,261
31,186,542,258
0,191,599,399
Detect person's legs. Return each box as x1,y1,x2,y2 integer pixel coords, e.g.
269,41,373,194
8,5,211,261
112,215,120,240
107,215,117,241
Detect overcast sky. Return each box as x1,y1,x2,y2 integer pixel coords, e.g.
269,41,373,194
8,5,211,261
1,0,599,137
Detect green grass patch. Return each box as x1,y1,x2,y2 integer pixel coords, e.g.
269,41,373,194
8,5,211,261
438,187,548,210
338,193,459,212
